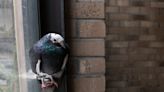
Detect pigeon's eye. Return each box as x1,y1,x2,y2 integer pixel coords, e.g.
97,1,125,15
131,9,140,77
53,39,57,42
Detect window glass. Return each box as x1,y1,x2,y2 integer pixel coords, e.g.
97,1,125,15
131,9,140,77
0,0,19,92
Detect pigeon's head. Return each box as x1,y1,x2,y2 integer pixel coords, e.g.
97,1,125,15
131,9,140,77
48,33,66,48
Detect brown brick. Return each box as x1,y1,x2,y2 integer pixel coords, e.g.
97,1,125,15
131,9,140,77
139,35,156,41
106,88,118,92
159,8,164,15
105,0,164,91
69,2,104,18
106,61,130,68
68,76,105,92
160,22,164,27
119,7,140,14
120,21,140,27
77,0,105,2
109,14,132,20
107,48,128,55
118,87,141,92
66,20,106,38
108,0,117,6
149,42,164,47
111,41,129,48
132,15,148,20
151,2,164,8
78,20,106,38
117,0,130,6
128,41,149,47
108,55,129,61
154,15,164,21
119,35,139,41
133,61,158,67
106,6,119,13
141,21,159,28
131,0,147,6
128,48,157,54
129,55,149,61
108,28,140,35
108,21,120,27
107,81,127,88
70,39,105,56
106,34,119,41
140,7,159,15
68,57,105,74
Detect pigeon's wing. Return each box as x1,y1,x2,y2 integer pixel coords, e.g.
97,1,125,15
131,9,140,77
29,46,41,74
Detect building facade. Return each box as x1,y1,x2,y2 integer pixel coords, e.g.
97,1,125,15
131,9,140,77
1,0,164,92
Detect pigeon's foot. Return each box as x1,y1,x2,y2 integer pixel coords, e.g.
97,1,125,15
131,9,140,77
41,80,58,89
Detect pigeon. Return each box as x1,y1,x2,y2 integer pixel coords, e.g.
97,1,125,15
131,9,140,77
29,33,69,89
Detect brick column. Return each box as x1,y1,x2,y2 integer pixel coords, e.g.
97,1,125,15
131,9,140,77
65,0,106,92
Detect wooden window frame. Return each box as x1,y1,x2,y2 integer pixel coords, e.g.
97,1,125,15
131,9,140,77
13,0,28,92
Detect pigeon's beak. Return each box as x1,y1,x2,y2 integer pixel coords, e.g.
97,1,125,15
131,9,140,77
59,41,66,49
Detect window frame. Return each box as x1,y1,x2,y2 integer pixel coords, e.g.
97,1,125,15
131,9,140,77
13,0,28,92
13,0,66,92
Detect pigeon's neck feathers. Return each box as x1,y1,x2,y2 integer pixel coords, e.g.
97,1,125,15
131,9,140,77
35,35,49,47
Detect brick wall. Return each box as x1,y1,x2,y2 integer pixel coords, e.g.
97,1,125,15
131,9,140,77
65,0,106,92
106,0,164,92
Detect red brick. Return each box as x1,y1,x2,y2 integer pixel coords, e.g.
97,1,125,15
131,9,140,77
68,76,105,92
68,57,105,74
70,39,105,56
69,2,104,18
